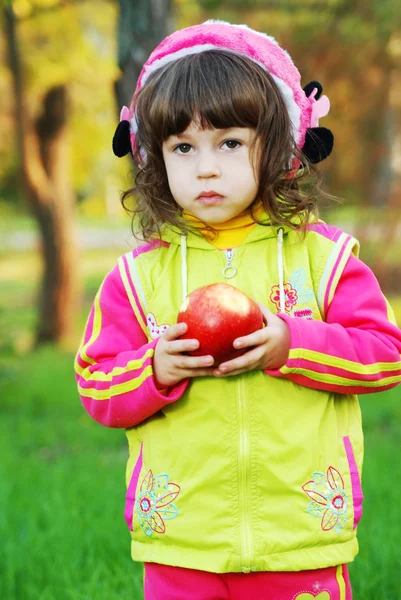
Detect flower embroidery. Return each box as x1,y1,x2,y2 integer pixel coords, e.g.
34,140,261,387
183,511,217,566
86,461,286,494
147,312,170,339
135,469,180,537
270,268,315,318
302,466,348,534
293,308,313,320
270,282,298,313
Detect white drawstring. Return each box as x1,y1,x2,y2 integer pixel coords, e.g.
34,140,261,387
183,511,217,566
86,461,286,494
180,230,284,312
277,227,285,314
180,235,188,302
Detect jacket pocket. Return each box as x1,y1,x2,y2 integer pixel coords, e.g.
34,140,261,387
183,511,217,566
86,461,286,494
124,443,143,531
343,436,363,529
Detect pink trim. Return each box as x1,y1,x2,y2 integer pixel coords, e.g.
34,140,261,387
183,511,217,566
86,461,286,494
343,564,353,598
84,307,95,343
75,353,90,371
132,239,169,258
124,443,143,531
343,436,363,529
76,307,95,369
324,236,351,313
305,222,343,243
121,254,147,325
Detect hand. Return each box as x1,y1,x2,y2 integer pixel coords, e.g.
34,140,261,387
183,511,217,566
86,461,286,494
213,304,290,378
153,322,215,387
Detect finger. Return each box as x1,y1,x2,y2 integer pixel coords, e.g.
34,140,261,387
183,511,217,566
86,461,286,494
257,302,274,324
173,354,215,369
233,326,269,350
165,339,200,355
215,367,250,378
216,346,264,374
183,367,216,378
163,322,188,341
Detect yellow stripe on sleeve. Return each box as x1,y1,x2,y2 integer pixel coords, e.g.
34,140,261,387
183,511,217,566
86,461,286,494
118,256,148,337
384,296,399,327
280,362,401,388
288,348,401,377
74,280,105,372
318,233,348,314
326,237,357,308
336,565,346,600
77,348,154,382
78,364,153,400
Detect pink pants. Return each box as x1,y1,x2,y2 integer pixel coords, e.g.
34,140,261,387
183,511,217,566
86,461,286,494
144,563,352,600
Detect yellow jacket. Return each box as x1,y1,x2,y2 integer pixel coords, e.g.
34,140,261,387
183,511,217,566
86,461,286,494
75,220,401,572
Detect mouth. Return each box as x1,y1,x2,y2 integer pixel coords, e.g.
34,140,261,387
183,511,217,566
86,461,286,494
196,191,225,206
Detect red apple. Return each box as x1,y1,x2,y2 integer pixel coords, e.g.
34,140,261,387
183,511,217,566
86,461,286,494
177,283,263,365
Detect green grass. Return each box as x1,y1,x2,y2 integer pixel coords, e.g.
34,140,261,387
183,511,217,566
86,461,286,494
1,348,400,599
0,349,143,600
0,246,144,599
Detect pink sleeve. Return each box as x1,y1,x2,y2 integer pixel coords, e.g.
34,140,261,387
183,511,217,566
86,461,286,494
75,264,188,428
266,254,401,394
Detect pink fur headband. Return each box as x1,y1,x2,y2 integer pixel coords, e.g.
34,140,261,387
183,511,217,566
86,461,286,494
113,20,333,165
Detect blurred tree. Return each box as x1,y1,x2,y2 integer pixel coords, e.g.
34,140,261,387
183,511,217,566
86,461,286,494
3,1,77,346
115,0,174,110
0,1,119,209
1,0,120,345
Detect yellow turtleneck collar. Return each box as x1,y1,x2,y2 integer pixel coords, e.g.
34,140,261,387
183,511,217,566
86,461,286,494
183,203,268,250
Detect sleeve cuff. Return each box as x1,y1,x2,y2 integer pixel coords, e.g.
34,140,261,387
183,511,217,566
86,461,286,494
144,337,190,404
265,312,305,377
145,372,189,403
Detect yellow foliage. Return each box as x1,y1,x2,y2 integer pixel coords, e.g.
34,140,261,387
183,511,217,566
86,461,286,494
12,0,32,19
35,0,61,6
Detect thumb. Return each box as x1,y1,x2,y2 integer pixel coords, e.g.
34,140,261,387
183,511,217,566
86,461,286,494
257,302,274,326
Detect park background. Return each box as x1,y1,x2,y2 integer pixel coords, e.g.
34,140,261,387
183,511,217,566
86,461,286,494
0,0,401,598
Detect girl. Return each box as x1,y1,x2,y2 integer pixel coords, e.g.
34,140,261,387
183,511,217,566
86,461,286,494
75,21,401,600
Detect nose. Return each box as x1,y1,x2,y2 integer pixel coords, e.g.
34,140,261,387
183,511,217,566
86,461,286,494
196,150,220,179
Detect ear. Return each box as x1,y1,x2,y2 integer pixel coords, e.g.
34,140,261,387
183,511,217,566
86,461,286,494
112,120,132,157
303,80,323,100
301,127,334,164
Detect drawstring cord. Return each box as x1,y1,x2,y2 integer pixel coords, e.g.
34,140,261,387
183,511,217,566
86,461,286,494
277,227,285,314
181,228,285,312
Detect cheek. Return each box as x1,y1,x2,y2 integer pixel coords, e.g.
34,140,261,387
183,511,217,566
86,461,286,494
163,161,191,204
233,163,258,190
163,159,180,189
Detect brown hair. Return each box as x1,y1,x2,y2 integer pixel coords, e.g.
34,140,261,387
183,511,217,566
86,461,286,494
121,50,321,240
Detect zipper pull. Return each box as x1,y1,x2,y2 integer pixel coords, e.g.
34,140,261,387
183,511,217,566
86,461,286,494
223,249,237,279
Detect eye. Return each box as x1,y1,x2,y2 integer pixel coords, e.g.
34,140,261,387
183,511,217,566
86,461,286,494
222,139,242,150
173,143,192,154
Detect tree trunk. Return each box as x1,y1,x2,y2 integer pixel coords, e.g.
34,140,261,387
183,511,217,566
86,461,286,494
115,0,174,110
4,5,78,347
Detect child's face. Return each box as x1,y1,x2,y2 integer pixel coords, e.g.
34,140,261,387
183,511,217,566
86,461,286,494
162,122,259,224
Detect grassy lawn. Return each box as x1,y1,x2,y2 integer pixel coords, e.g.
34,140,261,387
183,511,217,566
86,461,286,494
0,349,143,600
1,349,400,599
1,246,401,599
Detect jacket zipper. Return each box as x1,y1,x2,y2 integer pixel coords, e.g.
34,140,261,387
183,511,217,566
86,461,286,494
223,249,237,279
237,376,253,572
